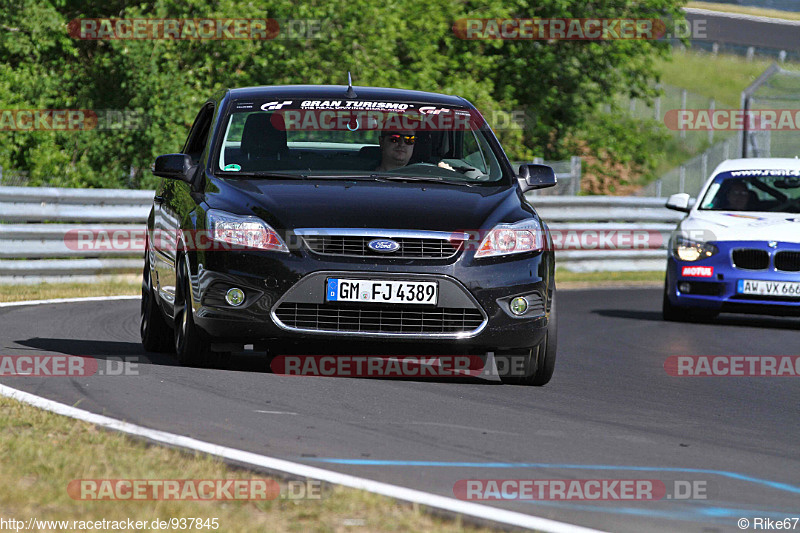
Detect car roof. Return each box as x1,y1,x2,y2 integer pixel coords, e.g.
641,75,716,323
711,157,800,175
225,85,470,107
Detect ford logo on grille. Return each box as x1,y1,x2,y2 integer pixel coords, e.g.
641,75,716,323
368,239,400,253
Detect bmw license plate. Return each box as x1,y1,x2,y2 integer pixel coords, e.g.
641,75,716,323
326,279,438,305
738,279,800,298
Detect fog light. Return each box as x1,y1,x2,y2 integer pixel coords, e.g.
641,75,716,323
510,297,528,316
225,288,245,306
678,282,691,294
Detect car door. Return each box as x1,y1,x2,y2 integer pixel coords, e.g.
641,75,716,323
153,103,215,309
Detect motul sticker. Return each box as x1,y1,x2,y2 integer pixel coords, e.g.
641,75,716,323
681,266,713,277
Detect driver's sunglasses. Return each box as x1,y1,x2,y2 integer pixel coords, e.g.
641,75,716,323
385,134,416,145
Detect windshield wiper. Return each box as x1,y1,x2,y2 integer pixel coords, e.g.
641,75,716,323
216,171,307,179
370,175,477,187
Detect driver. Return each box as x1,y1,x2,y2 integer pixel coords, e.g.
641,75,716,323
376,130,415,171
375,129,455,172
722,180,753,211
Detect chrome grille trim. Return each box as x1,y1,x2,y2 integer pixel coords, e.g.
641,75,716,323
269,270,488,339
294,228,467,259
273,303,485,336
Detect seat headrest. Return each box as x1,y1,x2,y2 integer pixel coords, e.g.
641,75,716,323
240,113,288,160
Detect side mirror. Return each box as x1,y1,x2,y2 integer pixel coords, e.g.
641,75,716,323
518,164,557,193
666,193,693,213
152,154,194,183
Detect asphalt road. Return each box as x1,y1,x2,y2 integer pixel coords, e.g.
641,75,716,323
686,8,800,52
1,289,799,532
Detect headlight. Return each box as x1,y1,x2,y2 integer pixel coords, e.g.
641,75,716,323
672,236,718,262
206,209,289,252
475,219,544,258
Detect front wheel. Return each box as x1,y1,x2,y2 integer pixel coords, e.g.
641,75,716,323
498,291,558,386
174,256,214,367
662,287,690,322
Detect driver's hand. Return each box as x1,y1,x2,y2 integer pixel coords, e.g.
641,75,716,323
437,161,455,171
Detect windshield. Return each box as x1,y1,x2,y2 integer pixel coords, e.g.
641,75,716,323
215,99,507,184
698,169,800,213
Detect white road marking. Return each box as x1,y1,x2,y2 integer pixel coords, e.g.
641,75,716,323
0,295,140,308
0,383,604,533
684,7,800,26
254,410,298,415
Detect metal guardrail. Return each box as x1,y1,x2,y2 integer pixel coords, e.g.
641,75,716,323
0,186,681,283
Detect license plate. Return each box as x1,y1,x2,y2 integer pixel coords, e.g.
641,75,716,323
737,279,800,298
326,279,438,305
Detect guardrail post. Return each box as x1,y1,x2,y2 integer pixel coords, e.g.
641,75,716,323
570,156,581,195
680,89,687,139
701,153,708,185
707,98,715,144
679,166,686,193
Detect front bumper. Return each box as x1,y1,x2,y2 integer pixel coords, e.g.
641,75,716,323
186,247,554,351
666,240,800,316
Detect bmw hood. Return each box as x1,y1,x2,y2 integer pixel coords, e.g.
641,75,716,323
679,211,800,243
206,178,531,232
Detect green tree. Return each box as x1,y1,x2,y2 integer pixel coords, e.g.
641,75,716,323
0,0,684,190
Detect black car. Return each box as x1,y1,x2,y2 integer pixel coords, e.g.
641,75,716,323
140,84,558,385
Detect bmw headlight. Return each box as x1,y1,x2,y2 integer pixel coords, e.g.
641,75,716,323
206,209,289,252
475,219,544,259
672,235,718,262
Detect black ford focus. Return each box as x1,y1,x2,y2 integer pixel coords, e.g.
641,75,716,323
141,84,558,385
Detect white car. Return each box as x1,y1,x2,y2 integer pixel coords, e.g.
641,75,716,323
663,158,800,321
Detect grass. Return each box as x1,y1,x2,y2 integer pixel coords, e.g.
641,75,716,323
654,49,778,108
0,278,140,303
687,1,800,21
0,396,490,533
556,269,664,286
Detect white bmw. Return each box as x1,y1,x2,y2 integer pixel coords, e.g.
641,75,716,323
663,158,800,321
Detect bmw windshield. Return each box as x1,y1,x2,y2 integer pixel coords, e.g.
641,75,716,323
214,99,507,184
698,170,800,213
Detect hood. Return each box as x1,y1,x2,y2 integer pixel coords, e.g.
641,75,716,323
680,210,800,243
205,178,529,232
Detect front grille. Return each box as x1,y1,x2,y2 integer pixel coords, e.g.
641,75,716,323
731,249,769,270
274,302,484,335
303,235,460,259
775,251,800,272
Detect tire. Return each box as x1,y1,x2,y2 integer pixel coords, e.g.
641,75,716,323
140,253,173,353
174,255,214,367
498,291,558,386
662,287,689,322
